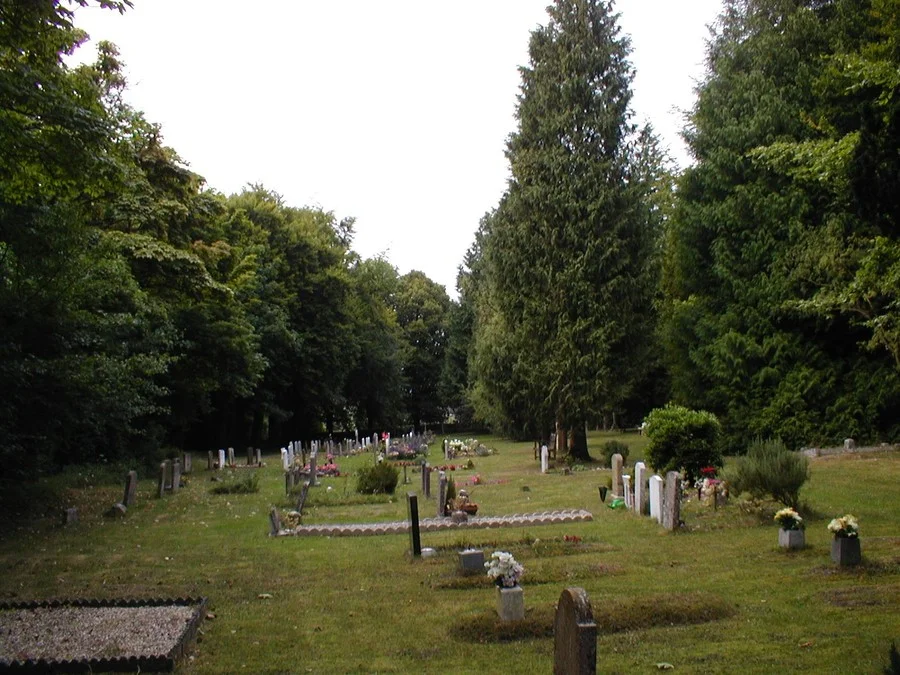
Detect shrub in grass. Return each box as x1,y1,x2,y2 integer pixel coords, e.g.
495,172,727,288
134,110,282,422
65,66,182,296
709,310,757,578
727,437,809,509
645,404,722,484
600,440,629,467
356,462,399,494
210,472,259,494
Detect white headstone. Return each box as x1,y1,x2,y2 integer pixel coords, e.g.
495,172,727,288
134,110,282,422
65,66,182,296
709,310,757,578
218,449,226,470
281,448,289,470
622,475,633,509
634,462,647,514
541,445,549,474
649,474,663,523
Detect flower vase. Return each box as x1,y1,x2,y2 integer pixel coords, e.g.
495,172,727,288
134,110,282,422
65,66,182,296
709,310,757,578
778,528,805,549
831,536,861,566
496,584,524,621
598,486,608,502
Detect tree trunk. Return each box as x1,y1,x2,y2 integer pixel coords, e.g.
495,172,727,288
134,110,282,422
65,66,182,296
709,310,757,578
569,422,590,461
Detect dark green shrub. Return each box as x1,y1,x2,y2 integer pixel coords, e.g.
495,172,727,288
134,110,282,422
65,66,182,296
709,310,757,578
356,462,400,494
210,472,259,494
600,440,629,467
645,404,722,483
727,438,810,509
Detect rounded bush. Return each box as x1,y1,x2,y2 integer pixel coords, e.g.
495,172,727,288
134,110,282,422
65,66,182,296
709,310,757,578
645,404,722,483
356,463,400,495
727,437,810,509
600,440,629,467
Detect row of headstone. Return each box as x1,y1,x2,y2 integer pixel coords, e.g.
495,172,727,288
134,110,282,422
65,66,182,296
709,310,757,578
610,453,681,531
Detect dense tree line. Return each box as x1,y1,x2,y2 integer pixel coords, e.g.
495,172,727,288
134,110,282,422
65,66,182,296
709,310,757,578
0,1,452,477
4,0,898,477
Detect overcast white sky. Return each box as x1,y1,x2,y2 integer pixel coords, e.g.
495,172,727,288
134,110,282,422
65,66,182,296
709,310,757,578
73,1,722,298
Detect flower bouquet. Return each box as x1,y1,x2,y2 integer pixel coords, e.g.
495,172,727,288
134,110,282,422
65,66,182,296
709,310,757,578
774,507,804,531
485,551,524,588
827,514,858,538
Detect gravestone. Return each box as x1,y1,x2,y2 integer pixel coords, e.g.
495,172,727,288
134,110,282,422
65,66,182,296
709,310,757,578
843,438,856,451
458,549,484,574
105,503,127,518
255,448,262,465
171,459,181,493
437,473,448,518
541,445,549,474
285,471,295,495
156,462,167,498
422,463,431,498
649,475,663,523
611,454,623,498
182,452,192,474
227,447,235,466
622,475,633,509
662,471,682,531
207,451,214,470
269,507,282,536
281,448,288,470
407,492,422,557
553,587,597,675
123,470,138,507
633,462,647,515
63,508,78,526
218,449,226,470
444,438,449,459
295,481,311,513
247,447,254,465
309,450,318,486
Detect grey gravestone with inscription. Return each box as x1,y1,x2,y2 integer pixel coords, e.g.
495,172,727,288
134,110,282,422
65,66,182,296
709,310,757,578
458,549,484,574
553,587,597,675
182,452,192,474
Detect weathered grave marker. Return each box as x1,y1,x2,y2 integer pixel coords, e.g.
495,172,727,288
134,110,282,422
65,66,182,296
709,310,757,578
407,492,421,557
246,447,254,466
662,471,682,531
218,449,226,470
157,462,167,498
227,447,235,466
207,451,214,470
611,453,623,498
269,507,282,536
172,459,181,493
255,448,262,465
553,587,597,675
422,463,431,498
622,475,633,509
649,474,663,523
437,472,448,518
123,470,138,507
182,452,192,474
285,471,295,495
309,450,318,486
458,549,484,574
541,444,549,474
63,508,78,526
634,462,647,515
295,481,311,514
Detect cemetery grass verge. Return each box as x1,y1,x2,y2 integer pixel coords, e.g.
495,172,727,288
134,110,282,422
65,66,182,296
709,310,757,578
0,434,896,673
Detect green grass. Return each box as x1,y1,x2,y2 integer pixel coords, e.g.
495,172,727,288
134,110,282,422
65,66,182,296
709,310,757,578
0,432,897,674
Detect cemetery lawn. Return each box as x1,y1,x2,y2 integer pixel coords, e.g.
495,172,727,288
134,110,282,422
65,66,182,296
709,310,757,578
0,434,898,674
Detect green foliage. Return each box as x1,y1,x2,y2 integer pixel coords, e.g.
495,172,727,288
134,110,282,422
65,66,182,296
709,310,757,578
355,462,399,495
600,440,630,467
645,404,722,483
210,472,260,494
727,438,810,509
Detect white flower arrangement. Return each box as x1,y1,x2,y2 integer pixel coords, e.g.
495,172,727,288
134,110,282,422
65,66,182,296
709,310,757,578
774,507,804,531
485,551,525,588
827,514,859,538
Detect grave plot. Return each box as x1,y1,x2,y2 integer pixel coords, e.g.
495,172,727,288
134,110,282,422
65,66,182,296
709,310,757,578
0,597,207,673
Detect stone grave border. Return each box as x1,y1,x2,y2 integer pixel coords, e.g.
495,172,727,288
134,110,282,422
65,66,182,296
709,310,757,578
270,509,593,537
0,596,207,674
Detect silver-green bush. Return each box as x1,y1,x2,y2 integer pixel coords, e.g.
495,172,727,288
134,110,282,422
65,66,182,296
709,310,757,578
727,438,810,509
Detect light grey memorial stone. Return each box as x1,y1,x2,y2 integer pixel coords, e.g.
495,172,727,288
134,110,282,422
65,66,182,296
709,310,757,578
611,454,623,498
285,471,295,495
496,585,525,621
844,438,856,450
662,471,682,531
123,470,137,507
541,445,549,474
227,447,235,466
309,451,318,486
171,459,181,493
295,481,311,513
622,475,633,509
634,462,647,515
649,475,663,523
281,448,288,470
218,449,226,470
182,452,192,474
255,448,262,465
458,549,484,574
553,587,597,675
269,507,282,535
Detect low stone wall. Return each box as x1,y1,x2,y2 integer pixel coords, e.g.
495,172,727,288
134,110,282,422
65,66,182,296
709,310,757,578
802,443,897,458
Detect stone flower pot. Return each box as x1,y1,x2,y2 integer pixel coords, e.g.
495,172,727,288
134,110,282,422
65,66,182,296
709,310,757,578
496,584,524,621
778,528,805,549
831,536,861,566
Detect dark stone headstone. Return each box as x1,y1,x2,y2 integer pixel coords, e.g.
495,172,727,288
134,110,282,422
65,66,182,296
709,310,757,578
105,503,127,519
227,447,235,466
285,471,295,495
422,463,431,498
553,587,597,675
295,481,311,513
207,451,214,470
247,447,254,465
123,470,138,507
309,451,318,486
63,508,78,526
182,452,192,474
458,549,484,574
157,462,167,498
269,507,282,536
406,492,421,557
437,474,448,518
163,459,174,490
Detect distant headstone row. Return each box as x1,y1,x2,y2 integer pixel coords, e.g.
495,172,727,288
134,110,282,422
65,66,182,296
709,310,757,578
610,453,681,530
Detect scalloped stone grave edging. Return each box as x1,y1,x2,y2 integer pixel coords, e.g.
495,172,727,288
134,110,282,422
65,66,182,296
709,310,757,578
271,509,593,537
